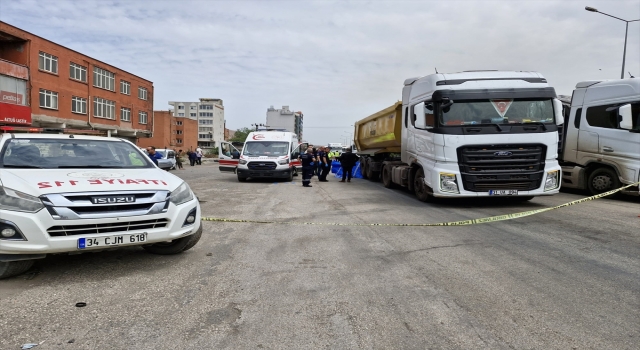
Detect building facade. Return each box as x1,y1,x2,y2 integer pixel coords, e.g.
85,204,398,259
266,105,303,140
137,110,198,152
0,21,153,142
169,98,224,151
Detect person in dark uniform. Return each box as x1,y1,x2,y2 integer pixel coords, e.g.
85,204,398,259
299,146,316,187
338,148,360,182
319,146,330,182
312,147,320,176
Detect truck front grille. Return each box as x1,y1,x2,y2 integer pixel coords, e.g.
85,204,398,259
247,161,277,170
47,218,169,237
457,144,545,192
41,190,170,220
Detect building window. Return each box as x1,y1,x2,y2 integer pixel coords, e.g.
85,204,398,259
71,96,87,114
199,133,213,139
139,111,148,124
138,87,148,100
199,127,213,131
176,139,183,144
93,97,115,119
178,105,184,109
121,107,131,122
198,119,213,125
93,67,115,91
120,80,130,95
190,113,196,117
178,113,185,117
176,121,183,126
200,104,213,110
176,130,183,135
190,105,196,110
199,112,213,117
69,62,87,82
39,89,58,109
38,52,58,74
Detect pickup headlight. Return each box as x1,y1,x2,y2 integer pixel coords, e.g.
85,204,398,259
544,171,560,191
439,173,459,193
238,159,248,165
278,159,289,165
0,186,44,213
170,182,194,205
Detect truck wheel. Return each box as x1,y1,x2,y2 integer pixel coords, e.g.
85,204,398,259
361,159,369,179
0,260,35,279
142,228,200,255
413,168,432,202
382,165,394,188
587,167,620,195
237,175,247,182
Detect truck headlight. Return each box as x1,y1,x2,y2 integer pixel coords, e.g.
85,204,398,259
0,186,44,213
278,159,289,165
439,173,459,193
544,171,560,191
239,159,248,165
170,182,194,206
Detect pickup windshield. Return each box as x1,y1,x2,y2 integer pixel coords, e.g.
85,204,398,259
439,99,554,126
242,141,289,157
0,138,154,169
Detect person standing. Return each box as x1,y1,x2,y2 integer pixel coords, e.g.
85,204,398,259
319,146,330,182
175,149,184,170
146,146,163,166
195,147,203,165
299,147,316,187
188,150,197,166
338,148,359,182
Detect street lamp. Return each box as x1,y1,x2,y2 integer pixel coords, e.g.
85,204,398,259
585,6,640,79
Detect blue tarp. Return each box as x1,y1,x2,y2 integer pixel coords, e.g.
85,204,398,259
334,161,363,179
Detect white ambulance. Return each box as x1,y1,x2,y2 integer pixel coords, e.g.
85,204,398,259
0,133,202,279
219,131,307,182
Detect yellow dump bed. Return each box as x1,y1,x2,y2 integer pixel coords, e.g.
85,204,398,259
354,102,402,154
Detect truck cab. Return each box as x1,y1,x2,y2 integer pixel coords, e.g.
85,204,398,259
559,79,639,195
218,132,306,182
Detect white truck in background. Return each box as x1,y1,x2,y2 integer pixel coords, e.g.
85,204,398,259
355,71,564,201
558,78,639,195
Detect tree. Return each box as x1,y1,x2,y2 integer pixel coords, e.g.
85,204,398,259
230,127,253,142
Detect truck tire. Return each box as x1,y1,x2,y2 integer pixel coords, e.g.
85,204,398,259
382,165,394,188
0,260,35,279
237,175,247,182
413,168,432,202
142,228,200,255
361,159,369,179
587,167,620,195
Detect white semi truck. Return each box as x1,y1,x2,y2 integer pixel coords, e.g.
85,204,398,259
355,71,564,201
558,78,639,195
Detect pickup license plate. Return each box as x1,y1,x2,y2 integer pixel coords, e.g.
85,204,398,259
488,190,519,196
77,233,147,250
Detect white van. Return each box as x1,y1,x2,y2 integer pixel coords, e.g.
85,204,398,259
219,132,307,182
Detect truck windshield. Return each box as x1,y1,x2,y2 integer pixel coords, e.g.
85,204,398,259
0,138,154,169
242,141,289,157
439,99,554,126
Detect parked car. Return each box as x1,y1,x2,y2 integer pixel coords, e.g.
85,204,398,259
140,148,176,171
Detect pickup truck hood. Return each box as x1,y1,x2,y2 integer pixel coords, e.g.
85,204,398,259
0,169,183,196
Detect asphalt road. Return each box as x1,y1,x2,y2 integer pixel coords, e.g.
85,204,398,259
1,164,639,350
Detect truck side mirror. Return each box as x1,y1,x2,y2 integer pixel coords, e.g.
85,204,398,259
618,104,633,130
553,99,564,126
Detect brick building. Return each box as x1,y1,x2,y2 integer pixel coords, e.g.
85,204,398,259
0,21,153,143
137,110,198,152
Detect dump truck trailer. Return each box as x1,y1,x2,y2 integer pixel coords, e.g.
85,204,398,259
354,71,565,201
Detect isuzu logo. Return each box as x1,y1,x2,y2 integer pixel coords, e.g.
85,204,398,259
494,151,513,157
91,196,135,204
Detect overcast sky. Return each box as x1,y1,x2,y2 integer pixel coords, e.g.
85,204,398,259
2,0,639,145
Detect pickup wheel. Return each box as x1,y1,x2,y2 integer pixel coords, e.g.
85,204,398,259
413,168,432,202
142,227,201,255
587,167,620,195
237,175,248,182
0,260,35,279
382,165,394,188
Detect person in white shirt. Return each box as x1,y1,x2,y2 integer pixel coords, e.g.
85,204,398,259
195,147,203,165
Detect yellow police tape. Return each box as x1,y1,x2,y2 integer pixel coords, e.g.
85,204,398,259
200,182,639,227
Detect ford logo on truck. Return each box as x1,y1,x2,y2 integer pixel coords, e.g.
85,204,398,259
494,151,513,157
91,196,135,204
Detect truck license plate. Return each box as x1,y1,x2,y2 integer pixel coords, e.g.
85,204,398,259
488,190,519,196
77,233,147,250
